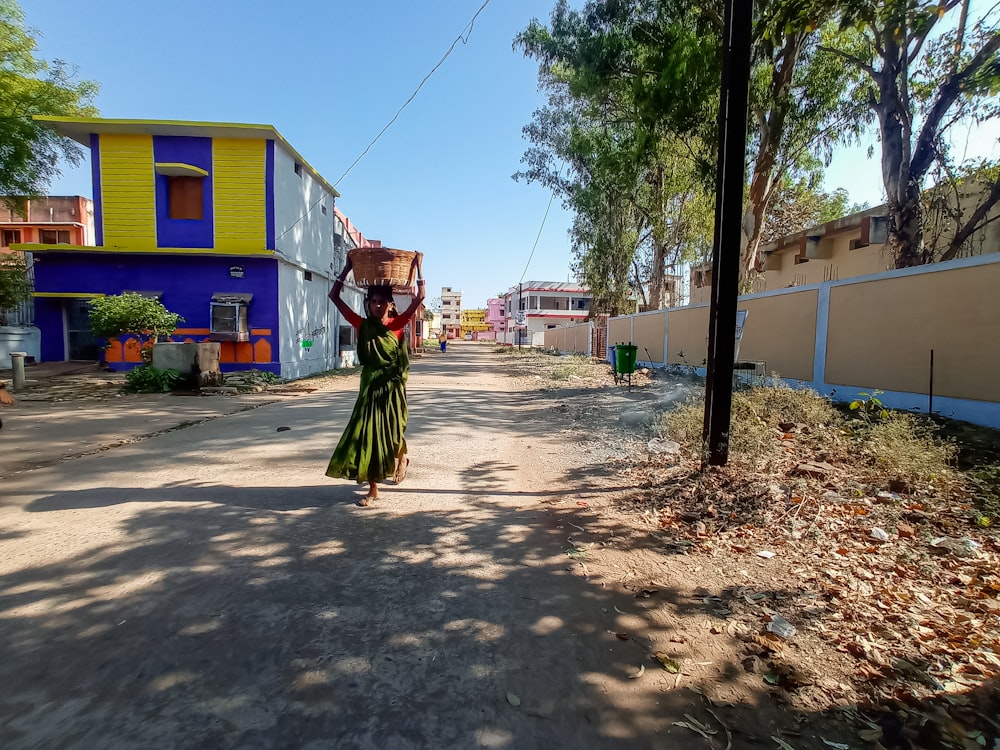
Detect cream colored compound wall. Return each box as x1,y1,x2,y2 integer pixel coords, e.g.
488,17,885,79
738,291,817,381
825,261,1000,402
605,254,1000,427
543,323,592,355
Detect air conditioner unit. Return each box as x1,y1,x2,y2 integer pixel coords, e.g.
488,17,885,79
210,293,251,342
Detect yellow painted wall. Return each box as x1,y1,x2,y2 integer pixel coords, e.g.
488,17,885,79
666,305,710,365
826,263,1000,402
765,236,890,290
633,312,666,363
214,138,266,252
100,134,156,248
738,290,817,380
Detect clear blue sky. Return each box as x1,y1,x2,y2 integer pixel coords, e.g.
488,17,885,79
26,1,997,307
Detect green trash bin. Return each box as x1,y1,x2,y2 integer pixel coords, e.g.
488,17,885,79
614,343,638,385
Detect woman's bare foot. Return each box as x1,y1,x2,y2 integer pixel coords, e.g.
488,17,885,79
393,457,410,484
357,481,379,506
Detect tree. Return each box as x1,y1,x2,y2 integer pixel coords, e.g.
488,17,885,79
516,0,862,294
0,0,98,212
826,0,1000,267
88,293,183,361
516,1,718,311
0,251,31,323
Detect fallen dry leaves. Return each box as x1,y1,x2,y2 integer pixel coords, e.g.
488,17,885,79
617,426,1000,747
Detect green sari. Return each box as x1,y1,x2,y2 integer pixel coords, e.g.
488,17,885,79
326,316,409,483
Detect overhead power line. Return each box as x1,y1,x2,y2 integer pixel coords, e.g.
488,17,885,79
333,0,493,188
277,0,494,243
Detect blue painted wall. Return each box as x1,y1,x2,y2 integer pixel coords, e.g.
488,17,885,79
33,252,279,365
90,133,103,246
153,136,214,248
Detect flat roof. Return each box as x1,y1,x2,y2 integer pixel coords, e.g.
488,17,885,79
34,116,340,198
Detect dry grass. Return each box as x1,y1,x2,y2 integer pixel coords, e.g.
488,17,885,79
658,384,957,486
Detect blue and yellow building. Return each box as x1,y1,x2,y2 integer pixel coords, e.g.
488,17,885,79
18,117,362,377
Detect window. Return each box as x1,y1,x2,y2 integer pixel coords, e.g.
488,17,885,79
304,270,313,281
321,205,327,215
339,325,354,348
39,229,71,244
168,176,204,220
1,229,21,247
294,162,303,177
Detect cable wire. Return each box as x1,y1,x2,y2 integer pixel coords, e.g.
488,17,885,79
333,0,492,188
518,163,564,284
276,0,493,243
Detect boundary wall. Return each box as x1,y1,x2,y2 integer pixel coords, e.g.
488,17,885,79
566,254,1000,428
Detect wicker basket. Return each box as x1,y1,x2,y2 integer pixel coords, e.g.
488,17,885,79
348,247,420,291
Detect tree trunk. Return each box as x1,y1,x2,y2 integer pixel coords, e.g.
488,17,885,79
740,34,798,280
886,185,930,267
648,165,666,310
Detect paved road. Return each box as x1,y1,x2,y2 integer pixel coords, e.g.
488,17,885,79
1,344,706,749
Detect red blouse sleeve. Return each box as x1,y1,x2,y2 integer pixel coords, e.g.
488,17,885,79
388,316,408,337
342,308,364,330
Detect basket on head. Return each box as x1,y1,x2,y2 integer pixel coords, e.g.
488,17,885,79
348,247,419,292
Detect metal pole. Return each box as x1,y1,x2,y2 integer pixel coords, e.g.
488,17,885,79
928,349,934,415
702,0,753,467
518,282,522,351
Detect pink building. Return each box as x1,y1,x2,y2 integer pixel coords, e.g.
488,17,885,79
486,297,505,338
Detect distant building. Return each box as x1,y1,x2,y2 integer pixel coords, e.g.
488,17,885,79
1,196,96,335
441,286,462,338
690,188,1000,306
1,196,95,250
485,297,505,338
460,308,492,340
500,282,591,345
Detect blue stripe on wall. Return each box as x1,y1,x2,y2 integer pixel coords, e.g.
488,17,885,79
265,140,275,249
153,136,214,248
90,133,103,246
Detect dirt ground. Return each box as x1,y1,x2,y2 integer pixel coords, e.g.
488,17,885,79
0,343,995,749
496,347,1000,750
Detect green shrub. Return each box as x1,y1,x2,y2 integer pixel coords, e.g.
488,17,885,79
0,252,31,320
968,464,1000,525
123,365,182,393
89,293,184,361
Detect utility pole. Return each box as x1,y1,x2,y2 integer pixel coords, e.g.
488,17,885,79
517,282,523,351
702,0,752,467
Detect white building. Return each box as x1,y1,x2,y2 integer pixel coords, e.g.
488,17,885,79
441,286,462,336
500,281,592,346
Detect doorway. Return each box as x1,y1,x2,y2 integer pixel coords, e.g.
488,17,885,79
66,298,100,361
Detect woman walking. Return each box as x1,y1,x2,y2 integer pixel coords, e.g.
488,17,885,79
326,254,425,506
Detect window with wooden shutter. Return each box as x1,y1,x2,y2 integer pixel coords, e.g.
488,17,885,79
168,176,204,220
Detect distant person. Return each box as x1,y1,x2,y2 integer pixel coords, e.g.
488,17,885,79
326,254,425,506
438,330,447,353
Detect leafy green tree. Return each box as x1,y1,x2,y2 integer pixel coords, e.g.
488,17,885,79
88,293,183,360
0,0,98,212
516,0,862,295
0,251,31,322
824,0,1000,267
